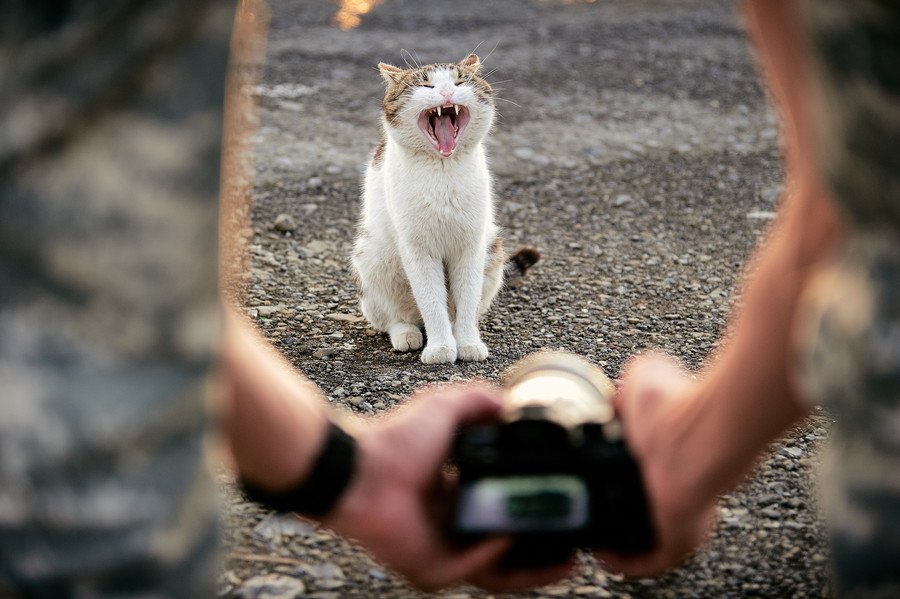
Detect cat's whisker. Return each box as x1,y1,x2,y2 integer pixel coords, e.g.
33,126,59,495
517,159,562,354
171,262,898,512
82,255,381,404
493,97,522,108
480,41,501,66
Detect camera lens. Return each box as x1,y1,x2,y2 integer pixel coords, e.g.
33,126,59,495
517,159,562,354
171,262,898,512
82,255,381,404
503,351,616,433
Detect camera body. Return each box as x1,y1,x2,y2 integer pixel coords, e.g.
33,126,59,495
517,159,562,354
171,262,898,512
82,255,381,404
452,351,655,567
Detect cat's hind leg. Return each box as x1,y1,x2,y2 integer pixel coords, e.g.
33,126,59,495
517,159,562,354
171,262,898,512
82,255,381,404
387,323,423,351
478,235,506,318
354,236,423,352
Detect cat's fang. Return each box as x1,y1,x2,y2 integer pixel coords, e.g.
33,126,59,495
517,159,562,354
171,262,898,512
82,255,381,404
437,106,442,116
454,104,459,115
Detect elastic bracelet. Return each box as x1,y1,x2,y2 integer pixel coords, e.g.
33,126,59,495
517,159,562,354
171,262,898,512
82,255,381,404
240,422,357,518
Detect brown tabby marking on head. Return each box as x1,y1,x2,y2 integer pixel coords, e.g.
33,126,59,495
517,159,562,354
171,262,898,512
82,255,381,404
378,55,493,126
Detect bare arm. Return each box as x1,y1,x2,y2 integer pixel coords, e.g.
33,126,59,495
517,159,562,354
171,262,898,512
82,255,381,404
601,0,845,575
218,309,330,490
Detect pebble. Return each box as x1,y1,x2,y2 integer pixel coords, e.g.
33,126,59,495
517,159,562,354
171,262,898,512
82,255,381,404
253,514,315,545
513,146,550,165
781,446,803,459
313,347,339,358
256,305,285,317
236,574,305,599
273,213,297,232
326,312,364,323
303,240,330,256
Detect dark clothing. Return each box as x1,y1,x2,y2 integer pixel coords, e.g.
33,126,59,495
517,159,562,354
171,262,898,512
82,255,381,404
799,1,900,596
0,2,235,597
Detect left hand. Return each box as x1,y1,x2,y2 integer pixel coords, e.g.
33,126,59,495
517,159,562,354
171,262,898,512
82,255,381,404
594,353,718,577
324,383,574,592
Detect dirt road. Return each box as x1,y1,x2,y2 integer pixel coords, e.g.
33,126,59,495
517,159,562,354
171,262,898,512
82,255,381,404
220,1,831,597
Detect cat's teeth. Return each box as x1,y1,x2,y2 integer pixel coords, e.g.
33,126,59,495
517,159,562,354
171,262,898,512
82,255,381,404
454,104,459,115
437,106,442,116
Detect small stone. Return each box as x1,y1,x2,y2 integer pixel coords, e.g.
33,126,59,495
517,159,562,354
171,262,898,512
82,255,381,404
575,585,602,595
237,574,305,599
513,146,550,165
253,514,315,544
312,562,344,581
256,305,285,317
368,568,389,581
304,240,330,256
326,313,365,323
273,213,297,232
313,347,339,358
780,446,803,459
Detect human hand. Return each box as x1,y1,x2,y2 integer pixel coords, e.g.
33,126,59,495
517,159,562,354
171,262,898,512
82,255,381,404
324,383,573,592
595,353,718,577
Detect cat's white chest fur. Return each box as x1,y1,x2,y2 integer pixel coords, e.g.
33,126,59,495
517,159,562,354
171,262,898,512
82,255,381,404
381,144,491,252
352,55,505,364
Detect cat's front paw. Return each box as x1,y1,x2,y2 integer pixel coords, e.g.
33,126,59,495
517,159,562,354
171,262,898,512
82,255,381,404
457,341,488,362
421,343,457,364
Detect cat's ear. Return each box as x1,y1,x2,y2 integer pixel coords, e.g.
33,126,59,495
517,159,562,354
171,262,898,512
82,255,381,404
459,54,481,74
378,63,403,84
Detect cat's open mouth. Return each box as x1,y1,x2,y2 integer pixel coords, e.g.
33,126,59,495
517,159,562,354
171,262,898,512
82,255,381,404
418,104,470,157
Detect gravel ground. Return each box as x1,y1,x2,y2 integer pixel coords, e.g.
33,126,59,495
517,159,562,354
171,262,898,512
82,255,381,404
219,1,833,597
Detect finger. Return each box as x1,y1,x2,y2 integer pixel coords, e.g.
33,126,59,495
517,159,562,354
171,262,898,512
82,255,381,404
468,560,575,593
594,550,665,578
431,383,505,427
412,536,512,591
615,353,688,434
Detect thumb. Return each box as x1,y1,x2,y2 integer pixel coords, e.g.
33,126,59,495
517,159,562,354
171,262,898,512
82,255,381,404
416,536,512,591
616,352,689,451
427,383,505,427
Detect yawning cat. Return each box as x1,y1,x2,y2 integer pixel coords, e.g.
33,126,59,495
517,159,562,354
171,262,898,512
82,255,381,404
352,53,535,364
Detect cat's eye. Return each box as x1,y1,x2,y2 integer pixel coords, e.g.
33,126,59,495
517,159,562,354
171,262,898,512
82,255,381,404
421,74,434,88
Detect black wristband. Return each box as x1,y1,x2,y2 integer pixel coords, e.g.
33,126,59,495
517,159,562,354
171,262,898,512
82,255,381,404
240,422,357,518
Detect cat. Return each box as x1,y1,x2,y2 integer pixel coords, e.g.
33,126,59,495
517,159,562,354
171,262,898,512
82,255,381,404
352,53,537,364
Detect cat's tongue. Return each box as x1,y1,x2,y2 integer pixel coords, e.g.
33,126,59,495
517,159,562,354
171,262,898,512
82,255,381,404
434,114,456,155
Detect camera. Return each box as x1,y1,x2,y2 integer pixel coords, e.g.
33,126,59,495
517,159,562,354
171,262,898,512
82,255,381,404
451,351,655,567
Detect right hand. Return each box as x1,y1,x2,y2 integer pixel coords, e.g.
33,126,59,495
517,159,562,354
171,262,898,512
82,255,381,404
324,383,573,592
595,352,718,577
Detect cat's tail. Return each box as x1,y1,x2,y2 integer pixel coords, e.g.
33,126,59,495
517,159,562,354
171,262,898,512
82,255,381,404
504,247,541,288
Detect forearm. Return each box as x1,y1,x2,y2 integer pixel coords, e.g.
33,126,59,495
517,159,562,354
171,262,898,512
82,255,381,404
219,307,330,491
677,197,838,498
660,0,845,501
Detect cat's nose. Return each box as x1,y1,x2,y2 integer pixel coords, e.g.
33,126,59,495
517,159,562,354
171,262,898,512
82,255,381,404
440,88,454,101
